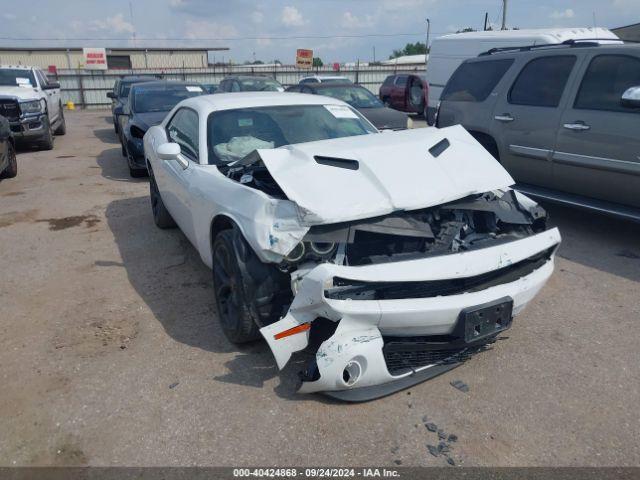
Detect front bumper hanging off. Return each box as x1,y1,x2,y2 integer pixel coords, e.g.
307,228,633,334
260,228,561,401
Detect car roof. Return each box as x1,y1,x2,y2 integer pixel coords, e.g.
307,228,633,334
301,75,348,79
120,76,156,83
301,82,364,90
130,80,202,89
223,75,278,80
475,41,638,59
179,91,349,113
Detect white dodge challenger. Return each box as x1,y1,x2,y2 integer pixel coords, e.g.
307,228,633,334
143,92,561,401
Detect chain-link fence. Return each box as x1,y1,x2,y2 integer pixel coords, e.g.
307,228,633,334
52,63,426,107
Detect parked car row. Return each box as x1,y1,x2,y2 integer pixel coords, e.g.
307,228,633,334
106,74,417,177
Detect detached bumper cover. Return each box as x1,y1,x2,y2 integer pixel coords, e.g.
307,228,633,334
260,228,561,398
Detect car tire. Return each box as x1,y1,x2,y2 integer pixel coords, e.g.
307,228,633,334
114,119,119,134
211,229,263,344
39,118,54,151
54,106,66,135
149,170,176,229
1,142,17,178
129,165,147,178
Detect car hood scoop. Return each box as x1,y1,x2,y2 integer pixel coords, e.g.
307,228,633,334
253,125,515,224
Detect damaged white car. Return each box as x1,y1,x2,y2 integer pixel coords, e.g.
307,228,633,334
144,92,561,401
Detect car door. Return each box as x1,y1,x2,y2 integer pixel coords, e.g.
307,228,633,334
160,107,200,242
553,52,640,208
390,75,408,109
491,54,578,188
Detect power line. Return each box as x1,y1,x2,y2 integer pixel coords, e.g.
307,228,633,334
0,32,455,42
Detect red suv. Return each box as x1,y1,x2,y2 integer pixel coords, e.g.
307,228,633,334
379,73,428,118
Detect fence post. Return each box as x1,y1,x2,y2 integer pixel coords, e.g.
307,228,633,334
78,71,86,108
355,60,359,85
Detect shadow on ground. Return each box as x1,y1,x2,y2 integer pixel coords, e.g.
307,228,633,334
93,127,119,145
96,145,147,184
104,195,321,401
543,203,640,282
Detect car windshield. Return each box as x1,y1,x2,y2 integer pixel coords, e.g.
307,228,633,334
238,78,282,91
0,69,36,87
120,79,154,98
318,86,383,108
208,104,377,164
132,84,204,113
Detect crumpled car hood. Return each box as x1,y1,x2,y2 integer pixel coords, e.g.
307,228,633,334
251,125,515,224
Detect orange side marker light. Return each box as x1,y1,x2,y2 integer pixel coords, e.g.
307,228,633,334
274,323,311,340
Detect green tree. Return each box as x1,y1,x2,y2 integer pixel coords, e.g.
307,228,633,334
388,41,427,59
456,27,476,33
312,57,323,67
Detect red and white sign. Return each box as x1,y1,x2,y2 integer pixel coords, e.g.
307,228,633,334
83,48,107,70
296,49,313,69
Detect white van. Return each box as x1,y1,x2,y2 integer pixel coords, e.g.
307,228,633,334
425,27,620,124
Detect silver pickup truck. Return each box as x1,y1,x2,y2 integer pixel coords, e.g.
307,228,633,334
0,65,66,150
436,41,640,222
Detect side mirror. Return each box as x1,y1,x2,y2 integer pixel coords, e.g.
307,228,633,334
107,92,115,99
621,86,640,108
42,82,60,90
157,142,181,160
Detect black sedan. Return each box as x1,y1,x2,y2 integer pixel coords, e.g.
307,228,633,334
286,83,409,131
106,75,155,134
120,81,205,177
0,115,16,179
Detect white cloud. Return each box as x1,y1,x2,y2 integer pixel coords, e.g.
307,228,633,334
341,11,375,29
550,8,575,20
183,19,237,39
72,13,134,35
281,6,306,27
251,11,263,24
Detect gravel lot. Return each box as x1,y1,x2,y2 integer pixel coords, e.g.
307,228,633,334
0,110,638,467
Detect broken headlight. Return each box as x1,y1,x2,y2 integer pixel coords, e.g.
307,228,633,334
283,241,337,267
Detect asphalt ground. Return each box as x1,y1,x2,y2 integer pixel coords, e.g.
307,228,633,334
0,110,638,467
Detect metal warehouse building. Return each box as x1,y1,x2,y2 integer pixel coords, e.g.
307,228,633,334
0,47,226,69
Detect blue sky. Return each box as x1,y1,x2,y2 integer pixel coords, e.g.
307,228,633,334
1,0,638,63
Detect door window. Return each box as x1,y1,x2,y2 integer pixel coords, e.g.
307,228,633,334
167,108,199,161
441,58,513,102
35,70,49,88
509,56,576,107
394,75,408,87
574,54,640,113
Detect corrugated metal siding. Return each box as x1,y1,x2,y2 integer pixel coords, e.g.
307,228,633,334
0,49,208,69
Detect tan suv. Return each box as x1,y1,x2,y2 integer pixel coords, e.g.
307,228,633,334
436,41,640,222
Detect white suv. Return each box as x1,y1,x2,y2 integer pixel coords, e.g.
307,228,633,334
0,65,66,149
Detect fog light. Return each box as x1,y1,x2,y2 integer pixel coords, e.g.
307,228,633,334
342,360,362,387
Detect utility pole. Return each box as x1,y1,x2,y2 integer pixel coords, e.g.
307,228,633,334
484,12,489,31
501,0,508,30
425,18,430,70
129,1,137,47
373,46,376,63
